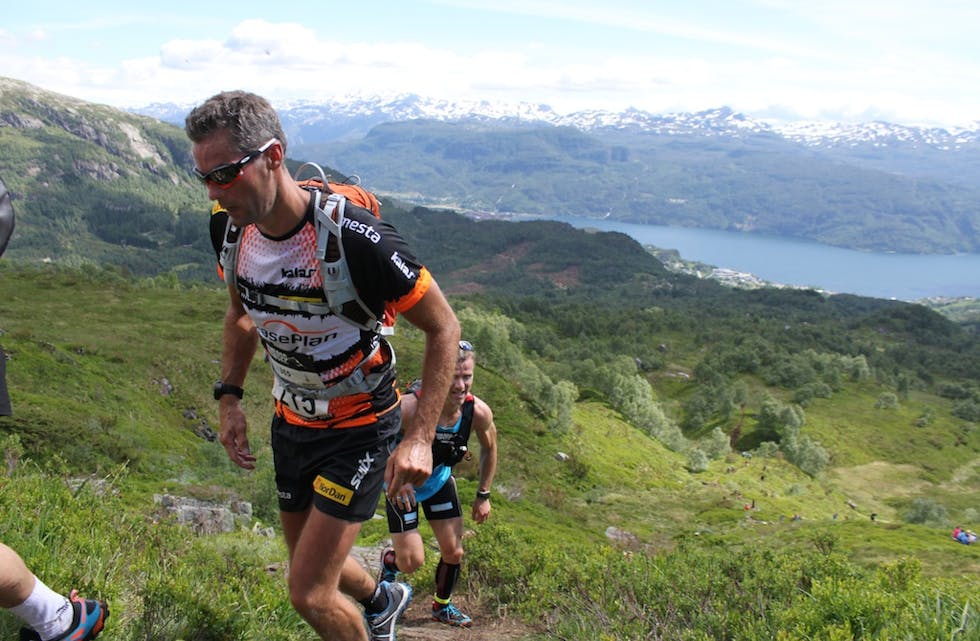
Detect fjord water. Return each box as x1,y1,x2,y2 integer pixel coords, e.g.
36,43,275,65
548,216,980,301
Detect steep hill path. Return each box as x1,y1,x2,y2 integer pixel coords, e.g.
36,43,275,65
351,545,541,640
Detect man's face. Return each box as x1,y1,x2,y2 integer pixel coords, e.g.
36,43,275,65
191,131,275,227
448,356,475,406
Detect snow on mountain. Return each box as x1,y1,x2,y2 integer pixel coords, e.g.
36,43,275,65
130,94,980,150
771,119,980,149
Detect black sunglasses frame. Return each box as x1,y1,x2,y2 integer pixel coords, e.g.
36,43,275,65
194,138,277,187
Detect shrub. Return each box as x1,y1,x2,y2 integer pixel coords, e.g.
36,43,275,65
875,392,899,409
686,448,709,473
952,399,980,421
903,497,949,525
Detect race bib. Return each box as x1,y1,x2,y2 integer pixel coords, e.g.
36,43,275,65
272,378,331,419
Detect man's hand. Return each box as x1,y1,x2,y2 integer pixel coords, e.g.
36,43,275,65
218,399,256,470
391,483,417,510
472,497,491,524
384,437,432,499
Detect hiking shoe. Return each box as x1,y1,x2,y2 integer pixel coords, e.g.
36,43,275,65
19,590,109,641
432,602,472,627
366,580,412,641
377,546,399,584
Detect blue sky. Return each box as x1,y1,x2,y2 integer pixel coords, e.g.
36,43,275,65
2,0,979,127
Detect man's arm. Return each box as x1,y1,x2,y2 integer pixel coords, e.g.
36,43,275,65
471,398,498,523
218,288,259,470
386,279,459,496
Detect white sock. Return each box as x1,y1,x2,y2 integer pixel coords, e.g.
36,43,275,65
8,576,73,640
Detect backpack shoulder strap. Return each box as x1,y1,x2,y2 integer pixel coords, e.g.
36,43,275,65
311,189,386,334
212,163,391,333
211,204,240,286
459,395,476,445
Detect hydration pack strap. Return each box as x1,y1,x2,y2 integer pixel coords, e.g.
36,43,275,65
275,341,396,400
218,217,240,289
217,162,389,332
312,189,386,334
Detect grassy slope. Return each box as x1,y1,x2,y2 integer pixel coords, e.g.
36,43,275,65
0,265,978,639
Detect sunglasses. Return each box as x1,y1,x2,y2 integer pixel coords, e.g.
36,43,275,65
459,340,474,351
194,138,277,188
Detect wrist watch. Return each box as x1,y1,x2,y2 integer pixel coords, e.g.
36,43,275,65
476,489,491,500
213,381,244,400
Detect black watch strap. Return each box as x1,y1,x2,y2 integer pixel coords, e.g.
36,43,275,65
213,381,244,400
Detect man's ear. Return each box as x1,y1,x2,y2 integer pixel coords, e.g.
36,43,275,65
266,140,284,168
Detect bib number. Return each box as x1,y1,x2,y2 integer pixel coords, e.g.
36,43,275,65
272,379,331,419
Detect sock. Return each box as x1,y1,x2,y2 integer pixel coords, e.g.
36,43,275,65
433,559,461,605
9,576,73,640
359,583,389,615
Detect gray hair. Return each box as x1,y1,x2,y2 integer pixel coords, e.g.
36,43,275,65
184,90,287,154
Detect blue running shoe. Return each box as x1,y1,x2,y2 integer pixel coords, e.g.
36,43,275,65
20,590,109,641
366,580,412,641
432,602,472,627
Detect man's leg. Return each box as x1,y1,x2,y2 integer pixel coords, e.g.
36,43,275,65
388,530,427,575
428,509,472,626
0,543,35,608
282,509,368,641
1,543,108,641
430,517,465,566
339,554,378,602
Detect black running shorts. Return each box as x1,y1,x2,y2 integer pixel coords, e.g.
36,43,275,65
271,409,400,521
385,475,462,533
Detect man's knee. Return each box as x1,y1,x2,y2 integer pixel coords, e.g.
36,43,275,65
397,549,425,574
441,547,464,565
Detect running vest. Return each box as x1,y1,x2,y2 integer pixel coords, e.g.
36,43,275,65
214,162,394,336
431,394,476,467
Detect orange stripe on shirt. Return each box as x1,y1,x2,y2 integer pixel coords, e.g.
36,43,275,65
391,266,432,314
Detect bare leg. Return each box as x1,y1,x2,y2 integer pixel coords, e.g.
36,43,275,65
389,529,427,574
430,517,465,566
281,509,369,641
0,542,35,608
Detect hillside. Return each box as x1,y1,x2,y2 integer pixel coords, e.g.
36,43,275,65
0,265,978,640
305,118,980,254
0,77,216,280
1,78,979,638
4,75,980,274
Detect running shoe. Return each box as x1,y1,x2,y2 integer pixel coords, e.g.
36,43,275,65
432,602,473,627
366,580,412,641
377,546,399,584
20,590,109,641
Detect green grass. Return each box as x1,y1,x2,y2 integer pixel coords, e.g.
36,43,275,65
0,264,978,640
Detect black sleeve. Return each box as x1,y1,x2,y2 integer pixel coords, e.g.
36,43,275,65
343,204,426,308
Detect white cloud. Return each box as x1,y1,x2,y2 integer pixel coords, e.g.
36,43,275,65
1,7,978,128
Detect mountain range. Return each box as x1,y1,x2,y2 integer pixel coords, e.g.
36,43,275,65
3,83,980,640
135,93,980,149
134,94,980,255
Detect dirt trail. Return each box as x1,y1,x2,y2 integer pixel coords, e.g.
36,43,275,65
351,545,539,640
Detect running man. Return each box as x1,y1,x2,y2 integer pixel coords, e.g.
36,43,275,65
379,339,498,627
185,91,460,641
